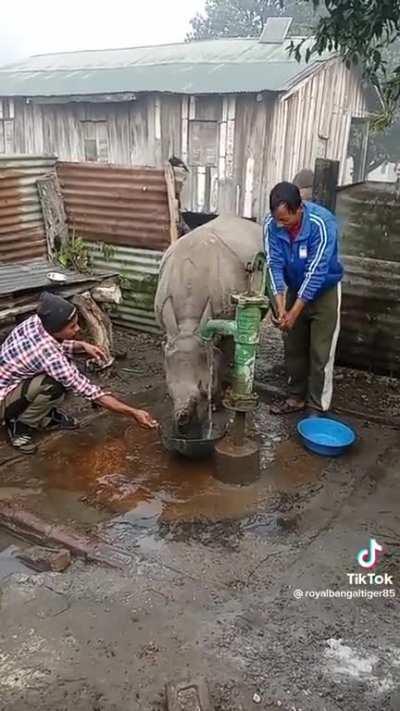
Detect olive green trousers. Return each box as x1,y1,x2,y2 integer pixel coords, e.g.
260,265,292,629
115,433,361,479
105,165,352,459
0,374,65,428
284,284,342,411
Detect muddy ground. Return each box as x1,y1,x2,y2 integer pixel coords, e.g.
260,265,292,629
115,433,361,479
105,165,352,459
0,323,399,711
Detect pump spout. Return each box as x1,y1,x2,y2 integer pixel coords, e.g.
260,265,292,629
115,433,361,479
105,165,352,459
200,319,237,342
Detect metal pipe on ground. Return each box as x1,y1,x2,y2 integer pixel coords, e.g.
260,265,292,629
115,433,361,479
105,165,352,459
0,502,131,569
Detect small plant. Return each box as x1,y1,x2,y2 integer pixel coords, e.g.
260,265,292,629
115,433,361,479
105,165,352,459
56,229,91,273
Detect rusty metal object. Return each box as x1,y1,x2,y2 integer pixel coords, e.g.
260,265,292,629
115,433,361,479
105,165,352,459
214,435,260,486
16,546,71,572
57,162,172,251
0,502,131,569
166,676,214,711
0,155,57,263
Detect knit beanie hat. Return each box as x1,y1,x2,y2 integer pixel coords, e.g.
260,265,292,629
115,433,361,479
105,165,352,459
37,292,77,333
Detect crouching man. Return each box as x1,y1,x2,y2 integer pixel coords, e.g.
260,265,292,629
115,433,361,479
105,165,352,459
0,292,158,454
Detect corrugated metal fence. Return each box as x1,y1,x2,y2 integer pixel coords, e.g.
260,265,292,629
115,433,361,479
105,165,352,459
337,181,400,375
89,244,162,333
0,154,56,262
57,162,171,250
57,161,172,332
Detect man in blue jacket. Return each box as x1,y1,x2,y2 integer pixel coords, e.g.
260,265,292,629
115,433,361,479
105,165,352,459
264,181,343,414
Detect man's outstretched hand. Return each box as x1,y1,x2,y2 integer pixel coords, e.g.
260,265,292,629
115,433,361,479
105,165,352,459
132,409,159,430
96,395,159,429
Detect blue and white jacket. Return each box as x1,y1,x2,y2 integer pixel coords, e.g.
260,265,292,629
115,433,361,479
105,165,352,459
263,201,343,303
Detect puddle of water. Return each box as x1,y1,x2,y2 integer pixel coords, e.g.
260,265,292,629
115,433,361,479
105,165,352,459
0,387,328,541
0,547,31,581
0,535,31,581
0,487,42,501
42,489,109,528
0,401,324,529
0,530,22,554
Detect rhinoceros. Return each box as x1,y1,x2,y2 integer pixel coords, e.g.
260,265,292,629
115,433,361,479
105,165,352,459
154,215,263,433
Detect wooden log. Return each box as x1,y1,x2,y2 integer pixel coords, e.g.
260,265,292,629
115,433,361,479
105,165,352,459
72,292,113,365
164,163,179,244
37,172,69,257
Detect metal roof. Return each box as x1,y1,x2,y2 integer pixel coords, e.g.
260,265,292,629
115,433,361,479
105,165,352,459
0,258,115,322
0,37,326,97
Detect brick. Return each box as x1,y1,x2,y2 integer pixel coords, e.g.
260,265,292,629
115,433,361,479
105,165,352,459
17,546,71,572
166,676,213,711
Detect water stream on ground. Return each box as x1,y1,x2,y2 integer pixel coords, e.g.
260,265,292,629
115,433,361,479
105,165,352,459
206,342,214,439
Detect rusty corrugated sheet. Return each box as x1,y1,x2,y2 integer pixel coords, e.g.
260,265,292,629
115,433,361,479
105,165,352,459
58,162,171,251
0,154,56,263
337,182,400,375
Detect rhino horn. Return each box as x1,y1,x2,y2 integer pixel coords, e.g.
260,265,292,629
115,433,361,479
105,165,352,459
161,296,179,338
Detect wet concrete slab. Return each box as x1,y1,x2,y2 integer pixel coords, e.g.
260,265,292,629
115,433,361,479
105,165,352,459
0,530,36,581
1,328,399,711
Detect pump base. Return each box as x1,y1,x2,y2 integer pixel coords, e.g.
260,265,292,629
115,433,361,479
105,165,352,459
214,436,260,486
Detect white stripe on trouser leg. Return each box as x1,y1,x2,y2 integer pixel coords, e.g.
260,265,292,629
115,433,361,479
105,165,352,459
321,283,342,412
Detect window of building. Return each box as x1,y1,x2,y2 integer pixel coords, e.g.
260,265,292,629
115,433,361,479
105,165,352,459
80,121,109,162
188,120,219,167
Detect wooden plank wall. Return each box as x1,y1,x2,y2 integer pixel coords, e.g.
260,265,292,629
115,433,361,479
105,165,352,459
5,59,369,222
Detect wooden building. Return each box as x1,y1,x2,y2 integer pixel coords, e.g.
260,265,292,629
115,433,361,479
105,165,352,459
0,18,370,221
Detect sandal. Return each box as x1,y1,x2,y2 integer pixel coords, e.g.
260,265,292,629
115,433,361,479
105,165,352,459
270,400,306,415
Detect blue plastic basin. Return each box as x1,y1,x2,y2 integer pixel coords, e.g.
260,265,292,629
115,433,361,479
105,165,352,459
297,416,356,457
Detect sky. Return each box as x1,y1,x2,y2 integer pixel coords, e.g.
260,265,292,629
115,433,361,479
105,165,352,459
0,0,205,65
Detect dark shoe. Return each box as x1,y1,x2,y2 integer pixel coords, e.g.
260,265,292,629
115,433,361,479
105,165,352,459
43,409,80,431
6,419,37,455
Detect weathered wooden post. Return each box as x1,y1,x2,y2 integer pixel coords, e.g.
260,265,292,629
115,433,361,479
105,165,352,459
312,158,340,213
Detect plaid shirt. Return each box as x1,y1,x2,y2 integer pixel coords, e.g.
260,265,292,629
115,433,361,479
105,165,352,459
0,315,104,402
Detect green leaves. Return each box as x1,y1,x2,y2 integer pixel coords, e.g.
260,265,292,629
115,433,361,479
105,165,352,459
187,0,324,41
56,233,91,274
290,0,400,129
187,0,400,129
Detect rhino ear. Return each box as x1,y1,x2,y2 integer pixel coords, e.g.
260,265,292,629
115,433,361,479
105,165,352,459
161,297,179,338
198,299,212,334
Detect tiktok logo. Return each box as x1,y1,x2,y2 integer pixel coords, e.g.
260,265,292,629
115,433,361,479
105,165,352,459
357,538,384,569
